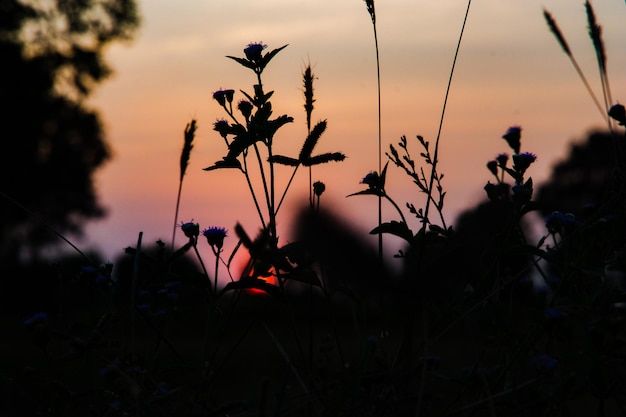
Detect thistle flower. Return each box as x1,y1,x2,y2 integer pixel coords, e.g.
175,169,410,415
487,160,498,176
512,152,537,175
496,153,509,167
213,119,230,139
361,171,382,190
502,126,521,154
180,221,200,239
22,312,48,328
529,353,557,372
609,103,626,125
238,100,253,119
313,181,325,196
545,211,576,235
213,89,235,107
244,42,267,62
203,226,227,250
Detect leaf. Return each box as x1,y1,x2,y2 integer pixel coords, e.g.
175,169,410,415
226,55,255,71
268,155,299,166
346,189,383,198
302,152,345,166
259,44,289,73
203,156,242,171
370,220,414,243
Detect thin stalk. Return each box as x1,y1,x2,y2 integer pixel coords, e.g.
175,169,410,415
423,0,472,231
364,0,383,260
242,151,268,231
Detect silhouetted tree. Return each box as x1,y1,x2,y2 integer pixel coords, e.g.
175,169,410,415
0,0,139,262
535,130,626,219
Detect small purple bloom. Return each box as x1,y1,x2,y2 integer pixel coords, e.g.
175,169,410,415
22,312,48,327
212,89,235,106
244,42,267,62
545,308,567,320
502,126,522,154
213,119,230,138
237,100,253,119
608,103,626,125
496,153,509,167
512,152,537,175
180,221,200,239
313,181,326,196
203,226,228,250
361,171,381,190
529,353,557,371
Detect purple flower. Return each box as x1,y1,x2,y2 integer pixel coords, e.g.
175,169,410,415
512,152,537,175
545,308,567,320
212,89,235,106
213,119,230,138
22,312,48,327
238,100,253,119
244,42,267,62
545,211,576,235
180,221,200,239
528,353,557,371
609,103,626,125
496,153,509,167
486,160,498,176
361,171,381,190
502,126,522,154
203,226,227,250
313,181,326,196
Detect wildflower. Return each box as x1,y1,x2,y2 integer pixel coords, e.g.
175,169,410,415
486,160,498,176
484,181,510,201
22,312,48,328
180,221,200,239
238,100,253,119
512,152,537,175
609,103,626,125
502,126,522,154
361,171,382,190
313,181,326,196
545,308,567,320
528,353,557,371
512,182,532,205
244,42,267,62
545,211,576,234
203,226,227,250
212,89,235,107
496,153,509,167
213,119,230,139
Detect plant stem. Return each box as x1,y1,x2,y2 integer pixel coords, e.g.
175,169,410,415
423,0,472,231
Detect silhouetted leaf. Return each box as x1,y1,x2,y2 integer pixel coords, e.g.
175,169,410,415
268,155,299,166
203,157,242,171
347,189,383,198
303,152,346,167
370,220,413,243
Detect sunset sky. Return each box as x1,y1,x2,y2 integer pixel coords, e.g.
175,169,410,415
83,0,626,267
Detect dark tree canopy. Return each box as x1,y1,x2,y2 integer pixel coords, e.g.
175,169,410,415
535,130,626,220
0,0,139,261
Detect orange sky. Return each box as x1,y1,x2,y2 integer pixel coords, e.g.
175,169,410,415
82,0,626,268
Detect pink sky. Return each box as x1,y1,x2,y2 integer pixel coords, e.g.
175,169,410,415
80,0,626,268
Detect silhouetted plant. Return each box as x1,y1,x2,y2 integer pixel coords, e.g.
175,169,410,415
203,42,344,296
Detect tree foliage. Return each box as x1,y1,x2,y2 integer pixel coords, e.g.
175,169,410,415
0,0,139,261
